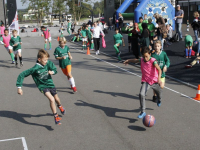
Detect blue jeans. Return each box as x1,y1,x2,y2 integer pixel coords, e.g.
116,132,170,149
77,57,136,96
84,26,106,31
198,41,200,54
108,26,112,30
185,49,191,57
175,23,182,39
194,30,198,42
157,34,163,50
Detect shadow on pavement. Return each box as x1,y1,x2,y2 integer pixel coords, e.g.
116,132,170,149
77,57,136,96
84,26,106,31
128,125,146,131
0,111,54,131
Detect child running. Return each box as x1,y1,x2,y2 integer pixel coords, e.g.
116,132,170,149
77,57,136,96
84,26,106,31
124,46,162,118
0,29,15,63
86,25,94,50
80,25,87,50
41,26,52,50
16,49,66,125
185,34,193,58
151,40,170,102
9,30,23,67
67,20,71,36
0,23,5,36
54,37,77,92
113,28,124,61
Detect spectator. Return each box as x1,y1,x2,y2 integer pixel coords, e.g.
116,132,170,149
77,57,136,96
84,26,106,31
103,22,108,34
165,24,172,46
175,5,184,41
108,18,113,30
153,13,167,50
143,14,148,23
118,13,124,34
140,23,150,48
131,23,140,59
138,17,143,34
147,18,155,46
191,11,200,43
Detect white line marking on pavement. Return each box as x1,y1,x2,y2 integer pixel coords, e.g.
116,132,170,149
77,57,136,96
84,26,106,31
69,45,200,104
0,137,28,150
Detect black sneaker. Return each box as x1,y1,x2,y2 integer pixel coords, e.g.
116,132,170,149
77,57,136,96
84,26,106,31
20,61,23,66
153,96,157,102
15,62,18,67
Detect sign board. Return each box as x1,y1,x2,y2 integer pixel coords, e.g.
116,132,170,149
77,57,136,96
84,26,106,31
9,11,19,35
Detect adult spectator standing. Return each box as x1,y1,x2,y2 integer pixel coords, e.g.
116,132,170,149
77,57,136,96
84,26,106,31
175,5,184,41
118,13,124,34
153,13,167,50
93,22,105,55
108,18,113,30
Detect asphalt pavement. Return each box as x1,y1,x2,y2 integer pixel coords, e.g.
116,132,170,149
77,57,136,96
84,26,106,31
0,31,199,150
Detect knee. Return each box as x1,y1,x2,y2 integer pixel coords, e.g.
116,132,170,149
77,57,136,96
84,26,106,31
139,92,145,98
49,98,55,103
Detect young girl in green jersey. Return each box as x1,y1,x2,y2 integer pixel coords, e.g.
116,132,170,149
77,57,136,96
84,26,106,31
54,37,77,92
113,28,124,61
16,49,66,125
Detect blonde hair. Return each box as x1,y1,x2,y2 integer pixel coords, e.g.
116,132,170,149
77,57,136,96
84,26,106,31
153,13,160,18
12,29,18,33
37,49,50,58
148,18,152,22
59,37,67,44
155,40,162,46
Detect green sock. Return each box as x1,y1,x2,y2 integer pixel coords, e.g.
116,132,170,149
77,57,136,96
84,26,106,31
118,56,121,61
10,53,15,61
49,42,52,48
91,43,94,49
72,36,76,41
114,45,119,53
84,45,87,49
44,43,47,49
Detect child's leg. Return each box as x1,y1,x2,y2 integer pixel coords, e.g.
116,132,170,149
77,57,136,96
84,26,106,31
139,82,151,112
91,39,94,50
8,48,15,61
61,65,76,87
45,92,57,114
49,38,52,49
72,36,76,42
44,39,47,50
82,41,84,49
18,50,23,65
189,46,192,57
185,47,188,57
14,52,18,63
160,78,165,89
151,83,162,105
114,44,120,54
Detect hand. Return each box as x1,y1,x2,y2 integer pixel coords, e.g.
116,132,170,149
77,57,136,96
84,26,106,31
48,71,54,75
158,79,161,85
123,60,129,65
17,88,23,95
163,66,167,72
69,56,72,60
62,56,67,59
20,42,22,45
4,44,6,47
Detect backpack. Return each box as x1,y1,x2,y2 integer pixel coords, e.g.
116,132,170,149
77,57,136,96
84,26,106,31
171,33,179,42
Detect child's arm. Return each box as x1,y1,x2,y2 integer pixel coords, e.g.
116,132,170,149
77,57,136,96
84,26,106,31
124,59,140,65
16,68,35,95
68,52,72,60
163,53,170,72
48,61,57,75
19,36,22,45
154,63,162,84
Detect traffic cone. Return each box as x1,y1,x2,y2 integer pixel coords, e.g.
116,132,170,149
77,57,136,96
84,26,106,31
194,85,200,101
86,46,90,55
57,36,59,41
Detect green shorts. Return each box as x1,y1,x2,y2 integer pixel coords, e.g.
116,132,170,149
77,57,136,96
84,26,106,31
185,41,192,47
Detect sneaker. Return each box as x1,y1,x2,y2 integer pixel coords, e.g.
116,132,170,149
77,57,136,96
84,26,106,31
90,48,94,50
186,56,188,58
152,96,157,102
11,61,15,64
185,65,192,68
20,61,23,66
44,48,47,51
97,50,100,54
58,106,66,115
54,115,62,125
49,48,52,50
95,51,98,55
15,62,18,67
157,101,161,107
72,86,77,92
137,112,146,119
189,56,191,58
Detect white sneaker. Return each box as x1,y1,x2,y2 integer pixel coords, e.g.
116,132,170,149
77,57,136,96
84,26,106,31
97,50,100,54
96,51,98,55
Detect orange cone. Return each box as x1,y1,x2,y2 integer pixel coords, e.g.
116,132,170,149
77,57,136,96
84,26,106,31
86,46,90,55
57,36,60,41
194,85,200,101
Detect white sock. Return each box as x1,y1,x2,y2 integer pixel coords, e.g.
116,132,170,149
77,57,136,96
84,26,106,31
69,77,75,87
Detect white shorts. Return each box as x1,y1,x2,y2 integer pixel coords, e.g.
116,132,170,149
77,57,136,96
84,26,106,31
14,49,22,55
45,37,51,42
82,37,87,42
5,46,13,52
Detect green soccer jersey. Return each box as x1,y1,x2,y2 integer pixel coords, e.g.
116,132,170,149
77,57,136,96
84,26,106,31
16,60,57,91
67,22,71,29
138,23,143,33
185,35,193,47
10,36,21,51
126,27,133,36
151,51,170,78
80,29,87,37
147,23,155,36
113,33,123,44
143,20,148,23
54,45,71,68
86,29,92,39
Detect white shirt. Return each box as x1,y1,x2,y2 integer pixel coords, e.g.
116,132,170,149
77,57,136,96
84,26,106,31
93,26,105,38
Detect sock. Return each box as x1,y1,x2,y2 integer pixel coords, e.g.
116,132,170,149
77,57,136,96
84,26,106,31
44,43,47,49
69,77,75,87
82,45,84,49
72,36,76,41
19,56,22,62
189,49,192,56
114,45,119,53
84,45,87,49
49,42,52,48
128,46,131,51
10,53,15,61
91,43,94,49
57,105,61,108
185,48,188,57
14,57,17,62
53,113,58,117
118,55,121,61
